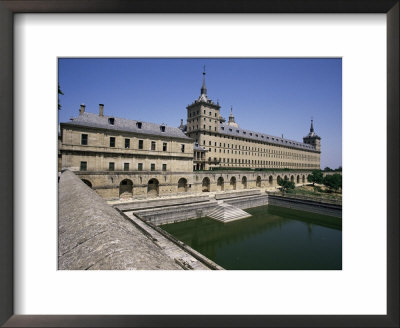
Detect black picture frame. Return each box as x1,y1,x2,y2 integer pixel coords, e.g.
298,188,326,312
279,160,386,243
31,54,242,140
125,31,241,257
0,1,398,327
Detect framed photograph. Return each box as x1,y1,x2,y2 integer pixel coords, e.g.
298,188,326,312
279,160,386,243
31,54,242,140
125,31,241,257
0,0,398,327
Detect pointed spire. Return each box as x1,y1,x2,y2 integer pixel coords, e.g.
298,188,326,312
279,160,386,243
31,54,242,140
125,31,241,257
201,65,207,96
310,118,314,133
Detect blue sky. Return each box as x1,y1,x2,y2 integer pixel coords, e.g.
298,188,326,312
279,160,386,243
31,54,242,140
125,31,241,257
58,58,342,169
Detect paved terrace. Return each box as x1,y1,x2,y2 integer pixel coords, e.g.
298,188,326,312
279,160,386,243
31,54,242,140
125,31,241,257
59,170,208,270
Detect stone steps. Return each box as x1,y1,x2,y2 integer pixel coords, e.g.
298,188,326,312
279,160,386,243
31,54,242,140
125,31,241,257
208,201,252,223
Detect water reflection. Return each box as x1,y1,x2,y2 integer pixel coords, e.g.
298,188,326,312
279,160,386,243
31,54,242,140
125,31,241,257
161,205,342,270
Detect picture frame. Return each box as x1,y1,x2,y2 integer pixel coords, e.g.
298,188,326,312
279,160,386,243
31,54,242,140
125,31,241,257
0,0,398,327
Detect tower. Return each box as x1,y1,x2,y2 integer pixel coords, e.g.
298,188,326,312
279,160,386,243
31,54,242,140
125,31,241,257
186,67,221,141
303,119,321,151
227,106,239,128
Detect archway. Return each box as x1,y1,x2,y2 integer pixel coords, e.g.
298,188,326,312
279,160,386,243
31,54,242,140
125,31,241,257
81,179,92,188
242,176,247,189
277,175,282,184
217,177,224,191
284,175,288,181
119,179,133,198
302,175,305,183
256,176,261,188
147,178,159,197
230,177,236,190
202,177,210,192
297,175,300,183
268,175,273,185
290,175,294,183
177,178,188,192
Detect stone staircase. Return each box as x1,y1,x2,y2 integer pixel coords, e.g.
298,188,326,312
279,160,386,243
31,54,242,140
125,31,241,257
208,201,252,223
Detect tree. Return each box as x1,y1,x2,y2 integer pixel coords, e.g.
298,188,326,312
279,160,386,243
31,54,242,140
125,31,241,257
323,174,342,192
307,169,323,186
58,84,64,110
278,177,295,192
324,166,332,172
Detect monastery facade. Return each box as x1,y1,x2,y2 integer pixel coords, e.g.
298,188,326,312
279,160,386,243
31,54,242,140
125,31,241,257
59,71,321,199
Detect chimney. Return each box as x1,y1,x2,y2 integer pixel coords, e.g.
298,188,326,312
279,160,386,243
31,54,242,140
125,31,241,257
99,104,104,117
79,103,85,115
180,119,183,127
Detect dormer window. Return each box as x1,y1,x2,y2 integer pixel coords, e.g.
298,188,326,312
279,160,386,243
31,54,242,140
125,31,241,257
221,127,224,130
249,133,252,136
108,117,115,125
236,130,239,133
229,128,232,132
136,122,142,129
160,125,166,132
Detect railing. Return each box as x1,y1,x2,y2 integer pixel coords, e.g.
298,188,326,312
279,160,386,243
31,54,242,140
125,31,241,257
266,191,342,205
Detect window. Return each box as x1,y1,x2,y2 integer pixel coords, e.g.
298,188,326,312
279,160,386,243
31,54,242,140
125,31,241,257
138,163,143,171
163,142,167,151
110,137,115,147
80,161,87,171
136,122,142,129
138,140,143,149
209,141,211,145
81,134,88,145
109,162,115,171
125,138,130,148
181,144,185,152
160,125,166,132
108,117,115,125
162,164,167,171
124,163,129,171
151,163,155,171
151,141,156,151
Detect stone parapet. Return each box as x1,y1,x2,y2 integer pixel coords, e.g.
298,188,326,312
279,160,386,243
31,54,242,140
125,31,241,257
58,169,182,270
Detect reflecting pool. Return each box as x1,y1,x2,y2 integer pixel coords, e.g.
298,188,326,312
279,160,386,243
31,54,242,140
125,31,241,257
161,205,342,270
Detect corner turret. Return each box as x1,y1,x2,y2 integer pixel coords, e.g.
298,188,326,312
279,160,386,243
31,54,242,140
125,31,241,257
303,119,321,151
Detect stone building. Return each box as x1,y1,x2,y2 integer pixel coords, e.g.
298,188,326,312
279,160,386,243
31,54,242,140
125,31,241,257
59,70,321,199
184,69,321,170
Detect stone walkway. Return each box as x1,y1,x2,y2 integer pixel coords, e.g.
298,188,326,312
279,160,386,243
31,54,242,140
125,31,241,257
124,211,210,270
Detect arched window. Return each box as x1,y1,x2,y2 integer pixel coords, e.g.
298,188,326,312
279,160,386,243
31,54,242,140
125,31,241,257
242,176,247,189
147,178,159,196
119,179,133,198
202,177,210,192
177,178,188,192
230,177,236,190
217,177,224,191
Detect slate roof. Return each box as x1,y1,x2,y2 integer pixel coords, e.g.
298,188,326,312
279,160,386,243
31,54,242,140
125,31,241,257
63,112,191,140
219,123,317,151
194,143,207,152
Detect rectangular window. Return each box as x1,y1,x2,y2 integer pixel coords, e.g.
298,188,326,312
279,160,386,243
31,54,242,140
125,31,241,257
124,163,129,171
151,163,155,171
81,134,88,145
138,163,143,171
80,161,87,171
181,144,185,152
162,164,167,171
138,140,143,149
125,138,130,148
163,142,167,151
151,141,156,151
110,137,115,147
109,162,115,171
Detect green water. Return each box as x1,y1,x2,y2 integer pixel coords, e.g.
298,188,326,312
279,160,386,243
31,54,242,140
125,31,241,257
161,205,342,270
